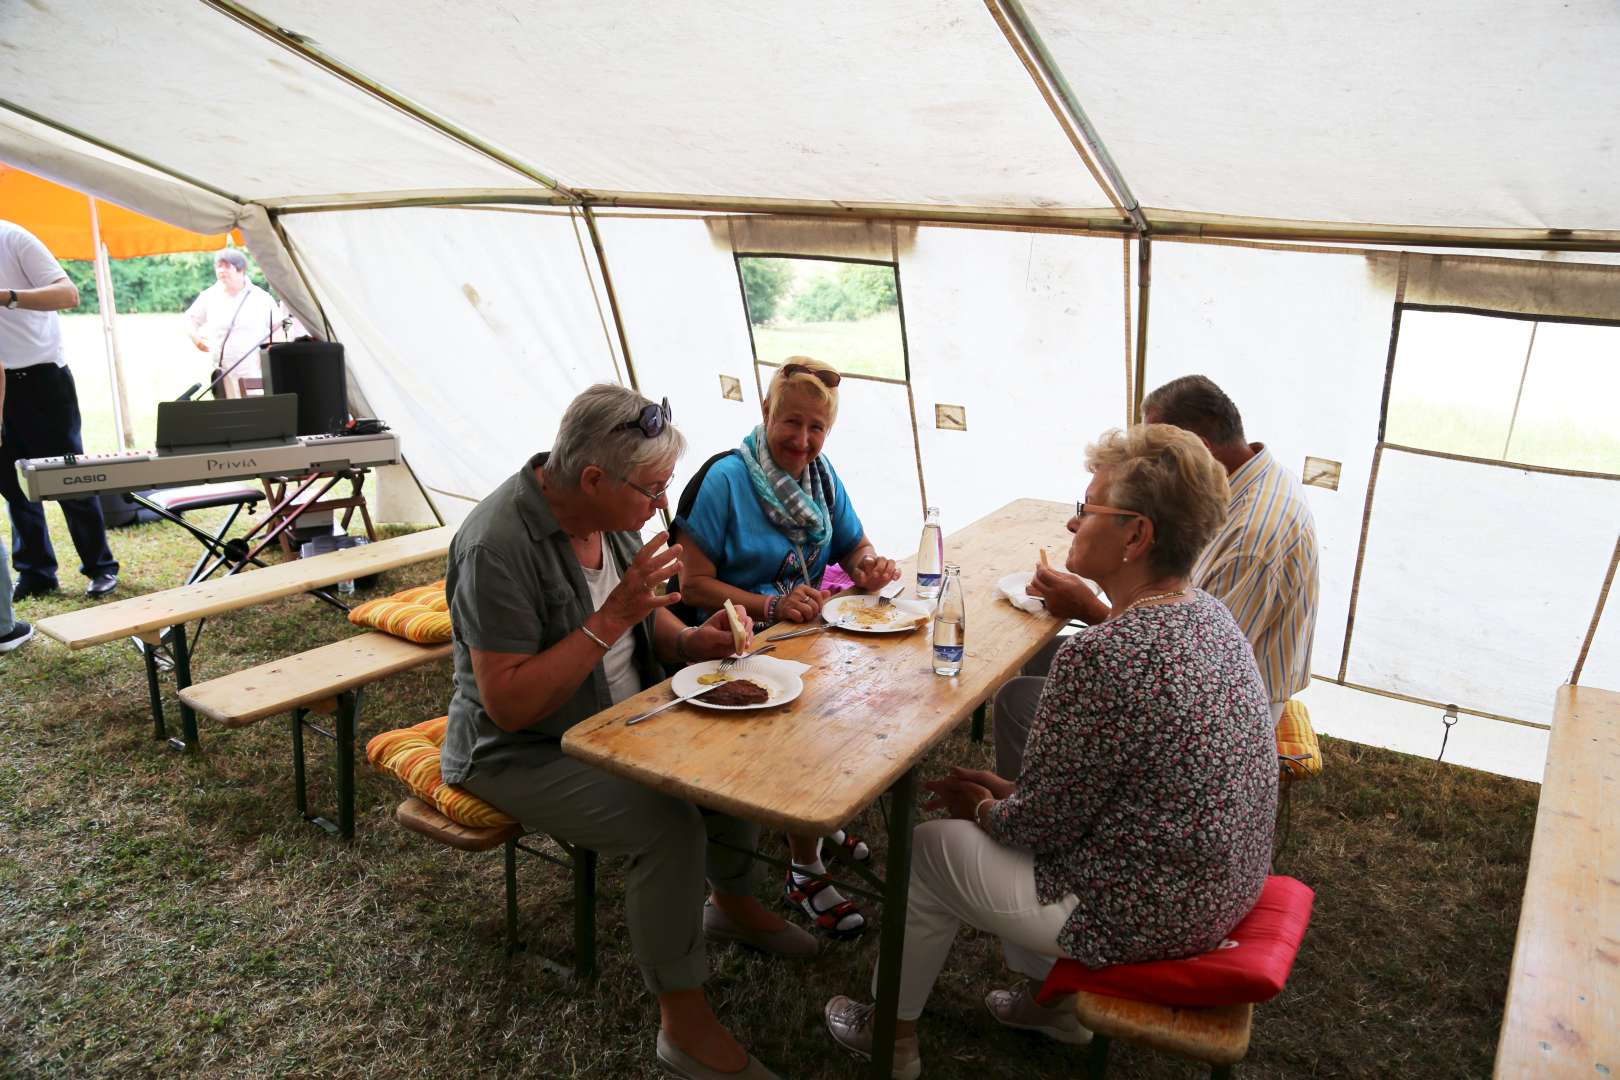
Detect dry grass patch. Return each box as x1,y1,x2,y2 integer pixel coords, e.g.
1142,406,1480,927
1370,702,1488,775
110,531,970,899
0,509,1536,1078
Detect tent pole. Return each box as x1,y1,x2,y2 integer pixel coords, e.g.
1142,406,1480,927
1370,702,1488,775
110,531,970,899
87,199,135,450
1132,235,1152,423
579,206,642,394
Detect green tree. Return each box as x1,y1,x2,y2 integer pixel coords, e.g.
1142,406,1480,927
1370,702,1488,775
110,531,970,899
739,257,793,325
786,263,899,323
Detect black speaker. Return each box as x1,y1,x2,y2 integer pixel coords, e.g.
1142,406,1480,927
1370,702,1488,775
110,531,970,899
263,340,348,435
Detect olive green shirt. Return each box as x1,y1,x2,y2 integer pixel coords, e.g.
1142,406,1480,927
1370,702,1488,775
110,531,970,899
440,453,661,784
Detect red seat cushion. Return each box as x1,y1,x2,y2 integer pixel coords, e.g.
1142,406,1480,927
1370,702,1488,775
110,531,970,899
1037,876,1314,1008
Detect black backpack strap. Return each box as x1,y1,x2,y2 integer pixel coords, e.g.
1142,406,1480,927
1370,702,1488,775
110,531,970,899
667,449,738,627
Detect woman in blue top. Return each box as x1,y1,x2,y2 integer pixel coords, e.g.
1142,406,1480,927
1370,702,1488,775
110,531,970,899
674,356,901,938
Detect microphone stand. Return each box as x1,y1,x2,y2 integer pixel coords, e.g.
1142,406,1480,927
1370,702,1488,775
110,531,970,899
174,332,274,403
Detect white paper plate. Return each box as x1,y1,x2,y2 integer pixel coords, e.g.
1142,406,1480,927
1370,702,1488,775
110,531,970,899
670,660,803,711
821,593,931,634
998,570,1043,605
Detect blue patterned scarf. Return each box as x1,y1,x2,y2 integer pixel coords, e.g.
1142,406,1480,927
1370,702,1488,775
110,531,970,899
740,426,832,551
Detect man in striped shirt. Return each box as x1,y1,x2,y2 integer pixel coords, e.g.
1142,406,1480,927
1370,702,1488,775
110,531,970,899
1142,375,1320,723
1003,376,1320,780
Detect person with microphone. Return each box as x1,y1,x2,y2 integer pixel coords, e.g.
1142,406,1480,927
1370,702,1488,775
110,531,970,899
185,248,297,398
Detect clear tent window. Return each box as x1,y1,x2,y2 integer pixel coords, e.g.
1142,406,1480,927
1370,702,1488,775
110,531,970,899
735,256,907,381
1385,307,1620,475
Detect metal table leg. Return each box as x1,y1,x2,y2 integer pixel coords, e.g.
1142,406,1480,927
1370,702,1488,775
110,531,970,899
142,639,167,741
335,690,357,841
870,766,917,1080
169,623,198,751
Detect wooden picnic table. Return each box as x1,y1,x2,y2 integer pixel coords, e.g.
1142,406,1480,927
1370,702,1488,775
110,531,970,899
1494,683,1620,1079
564,498,1073,1079
36,525,453,750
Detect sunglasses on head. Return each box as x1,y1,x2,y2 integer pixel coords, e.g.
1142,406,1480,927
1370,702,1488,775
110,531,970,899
780,363,841,388
617,397,673,438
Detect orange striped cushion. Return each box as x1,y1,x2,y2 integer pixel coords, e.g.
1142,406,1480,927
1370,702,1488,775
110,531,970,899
1277,699,1322,779
348,580,451,643
365,716,516,828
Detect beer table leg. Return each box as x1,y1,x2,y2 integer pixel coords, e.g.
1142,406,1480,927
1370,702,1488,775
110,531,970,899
169,623,199,751
870,765,917,1080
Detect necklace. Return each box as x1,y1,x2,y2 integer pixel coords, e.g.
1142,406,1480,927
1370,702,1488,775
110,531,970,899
1117,588,1189,617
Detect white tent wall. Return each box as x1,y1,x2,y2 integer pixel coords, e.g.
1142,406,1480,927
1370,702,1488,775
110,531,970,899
1582,576,1620,692
901,226,1131,532
1345,450,1620,722
1142,240,1395,672
279,207,622,526
588,213,766,526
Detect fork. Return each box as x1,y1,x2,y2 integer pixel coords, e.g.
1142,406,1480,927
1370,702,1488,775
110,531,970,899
875,580,906,608
718,642,776,673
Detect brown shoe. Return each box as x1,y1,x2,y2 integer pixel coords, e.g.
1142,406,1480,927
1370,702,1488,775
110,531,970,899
703,900,819,958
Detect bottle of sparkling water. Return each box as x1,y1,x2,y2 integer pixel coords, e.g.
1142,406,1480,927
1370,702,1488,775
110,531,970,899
932,564,964,677
916,506,944,599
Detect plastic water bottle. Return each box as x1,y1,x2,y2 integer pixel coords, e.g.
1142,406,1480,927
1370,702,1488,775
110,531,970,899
336,536,368,595
916,506,944,599
932,564,964,677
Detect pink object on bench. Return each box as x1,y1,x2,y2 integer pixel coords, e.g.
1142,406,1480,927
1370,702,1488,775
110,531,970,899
1037,876,1314,1008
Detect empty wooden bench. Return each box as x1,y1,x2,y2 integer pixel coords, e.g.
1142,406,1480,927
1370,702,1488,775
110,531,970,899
39,525,453,750
1495,683,1620,1078
180,631,451,838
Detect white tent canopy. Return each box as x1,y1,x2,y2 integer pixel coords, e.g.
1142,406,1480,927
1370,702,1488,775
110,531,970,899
4,1,1618,740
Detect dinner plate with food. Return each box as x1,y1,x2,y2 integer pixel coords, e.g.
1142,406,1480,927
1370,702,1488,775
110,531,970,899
670,659,804,711
820,593,932,634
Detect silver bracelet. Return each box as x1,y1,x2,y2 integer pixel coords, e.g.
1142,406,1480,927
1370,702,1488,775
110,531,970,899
973,797,997,828
580,625,611,651
675,625,697,662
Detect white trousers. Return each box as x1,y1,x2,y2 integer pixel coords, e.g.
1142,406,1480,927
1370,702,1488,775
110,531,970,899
871,818,1079,1021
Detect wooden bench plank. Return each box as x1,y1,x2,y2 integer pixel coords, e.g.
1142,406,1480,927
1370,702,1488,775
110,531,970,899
1076,994,1252,1066
179,632,451,727
36,526,452,649
1494,683,1620,1079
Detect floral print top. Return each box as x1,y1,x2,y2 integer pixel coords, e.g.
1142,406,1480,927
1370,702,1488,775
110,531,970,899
985,589,1278,968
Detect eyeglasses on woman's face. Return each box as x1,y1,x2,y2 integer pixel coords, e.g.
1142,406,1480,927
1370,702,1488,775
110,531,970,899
780,363,841,388
617,397,673,438
1075,501,1144,520
621,475,671,503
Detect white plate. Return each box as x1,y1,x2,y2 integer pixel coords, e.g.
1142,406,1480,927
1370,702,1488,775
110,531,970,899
821,593,931,634
998,570,1043,606
670,660,803,711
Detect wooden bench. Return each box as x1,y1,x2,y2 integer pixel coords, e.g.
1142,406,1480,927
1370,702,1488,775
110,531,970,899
180,632,451,838
1077,996,1252,1079
1494,683,1620,1079
37,525,453,750
393,795,597,980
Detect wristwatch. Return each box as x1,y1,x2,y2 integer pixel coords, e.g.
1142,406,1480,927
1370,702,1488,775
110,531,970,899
4,289,17,309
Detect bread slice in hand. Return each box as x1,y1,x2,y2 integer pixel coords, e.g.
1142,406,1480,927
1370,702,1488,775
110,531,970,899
721,598,747,654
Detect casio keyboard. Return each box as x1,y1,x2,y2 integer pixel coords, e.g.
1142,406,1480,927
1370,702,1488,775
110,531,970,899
18,431,401,501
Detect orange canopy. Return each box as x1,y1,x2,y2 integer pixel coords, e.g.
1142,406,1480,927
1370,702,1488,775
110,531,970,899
0,164,238,261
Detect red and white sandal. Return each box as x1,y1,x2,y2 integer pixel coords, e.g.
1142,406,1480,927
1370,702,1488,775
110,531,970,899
784,870,867,938
825,829,870,865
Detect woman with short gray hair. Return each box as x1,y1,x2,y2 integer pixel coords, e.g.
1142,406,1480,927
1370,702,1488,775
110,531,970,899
443,384,804,1080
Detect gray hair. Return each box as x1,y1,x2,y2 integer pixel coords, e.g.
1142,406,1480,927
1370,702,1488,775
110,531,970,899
215,248,248,273
543,384,686,489
1142,375,1246,447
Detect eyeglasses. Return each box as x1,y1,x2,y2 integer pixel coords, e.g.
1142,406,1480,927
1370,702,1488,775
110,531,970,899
1076,501,1146,522
617,397,673,438
622,476,671,503
780,363,841,388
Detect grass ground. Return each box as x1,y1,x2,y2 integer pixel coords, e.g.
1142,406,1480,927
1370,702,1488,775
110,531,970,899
0,507,1536,1078
752,316,907,382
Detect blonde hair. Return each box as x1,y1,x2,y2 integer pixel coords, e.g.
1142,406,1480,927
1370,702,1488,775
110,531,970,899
764,355,840,425
1084,424,1230,577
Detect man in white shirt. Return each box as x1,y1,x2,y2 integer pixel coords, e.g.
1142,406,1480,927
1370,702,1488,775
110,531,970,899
185,248,286,398
0,219,119,601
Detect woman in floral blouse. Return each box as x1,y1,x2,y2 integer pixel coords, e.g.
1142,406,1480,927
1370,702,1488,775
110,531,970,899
825,425,1279,1079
